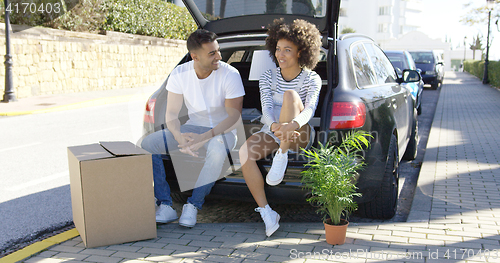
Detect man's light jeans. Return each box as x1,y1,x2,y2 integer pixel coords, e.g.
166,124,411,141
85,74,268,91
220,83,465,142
141,125,235,210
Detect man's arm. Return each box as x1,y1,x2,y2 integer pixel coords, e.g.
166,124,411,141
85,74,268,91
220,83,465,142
179,96,243,148
211,96,244,137
165,91,184,143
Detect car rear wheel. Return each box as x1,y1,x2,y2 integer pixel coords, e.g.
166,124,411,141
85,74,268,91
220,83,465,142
403,110,418,160
431,82,439,89
358,134,399,219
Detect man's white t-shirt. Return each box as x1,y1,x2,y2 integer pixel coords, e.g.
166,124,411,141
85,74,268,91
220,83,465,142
166,60,245,128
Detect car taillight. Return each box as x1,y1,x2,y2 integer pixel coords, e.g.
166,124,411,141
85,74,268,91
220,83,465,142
330,102,366,129
144,98,156,124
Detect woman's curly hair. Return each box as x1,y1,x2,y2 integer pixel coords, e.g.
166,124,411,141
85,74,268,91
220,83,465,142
265,18,321,70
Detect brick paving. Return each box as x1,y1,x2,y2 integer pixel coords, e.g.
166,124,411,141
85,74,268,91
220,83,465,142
21,72,500,262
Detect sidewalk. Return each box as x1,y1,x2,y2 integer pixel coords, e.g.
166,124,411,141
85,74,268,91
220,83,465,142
3,72,500,262
0,85,158,116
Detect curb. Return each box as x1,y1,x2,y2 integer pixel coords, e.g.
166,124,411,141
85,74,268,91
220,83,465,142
0,229,79,263
0,93,150,116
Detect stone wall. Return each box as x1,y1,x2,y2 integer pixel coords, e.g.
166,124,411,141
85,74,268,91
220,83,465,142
0,24,187,99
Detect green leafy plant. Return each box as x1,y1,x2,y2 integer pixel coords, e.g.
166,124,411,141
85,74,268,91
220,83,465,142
1,0,197,40
300,131,371,225
101,0,196,40
464,60,500,89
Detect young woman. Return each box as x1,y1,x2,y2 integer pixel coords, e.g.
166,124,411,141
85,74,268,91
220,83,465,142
239,18,322,236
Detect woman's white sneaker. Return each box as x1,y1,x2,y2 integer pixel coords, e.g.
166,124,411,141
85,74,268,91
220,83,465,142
255,205,280,237
266,148,288,186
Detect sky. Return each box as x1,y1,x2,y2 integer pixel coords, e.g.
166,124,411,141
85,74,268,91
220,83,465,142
419,0,499,60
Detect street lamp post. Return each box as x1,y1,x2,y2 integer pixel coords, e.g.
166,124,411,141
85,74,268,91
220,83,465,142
482,0,494,84
463,36,467,71
2,0,16,102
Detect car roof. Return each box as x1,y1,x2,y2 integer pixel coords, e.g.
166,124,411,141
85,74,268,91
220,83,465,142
182,0,340,37
385,50,406,54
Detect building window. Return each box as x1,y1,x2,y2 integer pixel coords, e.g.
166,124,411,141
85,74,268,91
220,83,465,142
400,25,418,34
379,6,391,15
378,24,387,33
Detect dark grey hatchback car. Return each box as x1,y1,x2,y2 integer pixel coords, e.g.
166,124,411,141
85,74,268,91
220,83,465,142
409,50,444,89
141,0,420,219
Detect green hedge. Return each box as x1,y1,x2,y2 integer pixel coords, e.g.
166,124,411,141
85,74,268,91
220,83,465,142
464,60,500,88
0,0,197,40
102,0,197,39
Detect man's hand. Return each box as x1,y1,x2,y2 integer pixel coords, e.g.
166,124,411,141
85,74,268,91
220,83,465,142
178,133,209,157
272,122,300,142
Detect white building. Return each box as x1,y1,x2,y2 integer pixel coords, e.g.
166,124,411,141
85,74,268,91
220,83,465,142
379,31,481,71
339,0,422,42
339,0,483,71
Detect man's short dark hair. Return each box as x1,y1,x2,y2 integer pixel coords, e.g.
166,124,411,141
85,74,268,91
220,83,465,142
187,29,218,52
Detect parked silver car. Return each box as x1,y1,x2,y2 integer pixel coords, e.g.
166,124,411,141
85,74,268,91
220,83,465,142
385,50,424,115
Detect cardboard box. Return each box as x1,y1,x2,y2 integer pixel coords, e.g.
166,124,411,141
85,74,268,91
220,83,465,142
67,141,157,248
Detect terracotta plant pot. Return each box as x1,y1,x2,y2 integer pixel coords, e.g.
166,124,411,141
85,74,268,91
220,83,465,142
323,218,349,245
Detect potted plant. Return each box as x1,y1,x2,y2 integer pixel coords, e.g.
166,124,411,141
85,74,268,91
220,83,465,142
300,131,371,245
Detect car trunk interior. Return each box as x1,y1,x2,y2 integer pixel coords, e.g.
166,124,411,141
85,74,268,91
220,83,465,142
227,57,329,162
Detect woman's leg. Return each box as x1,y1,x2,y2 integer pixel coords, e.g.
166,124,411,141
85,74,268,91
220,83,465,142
288,124,311,152
266,90,312,186
240,132,282,237
278,90,306,152
239,132,279,207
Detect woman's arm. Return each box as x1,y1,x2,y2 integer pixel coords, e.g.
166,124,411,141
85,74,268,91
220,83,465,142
292,71,322,128
259,69,277,127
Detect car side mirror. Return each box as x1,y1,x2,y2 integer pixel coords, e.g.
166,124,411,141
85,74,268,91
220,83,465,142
402,69,421,83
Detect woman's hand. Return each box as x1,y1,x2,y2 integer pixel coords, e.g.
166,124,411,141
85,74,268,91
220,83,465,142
272,121,300,142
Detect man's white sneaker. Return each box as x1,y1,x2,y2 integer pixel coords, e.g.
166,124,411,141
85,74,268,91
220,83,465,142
266,148,288,186
179,203,198,228
156,204,178,223
255,205,280,237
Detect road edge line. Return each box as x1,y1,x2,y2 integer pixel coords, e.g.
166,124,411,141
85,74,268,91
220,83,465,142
0,228,79,263
0,93,150,116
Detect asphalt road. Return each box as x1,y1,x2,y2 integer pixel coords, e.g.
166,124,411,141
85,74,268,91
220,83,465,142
0,97,149,253
0,84,440,254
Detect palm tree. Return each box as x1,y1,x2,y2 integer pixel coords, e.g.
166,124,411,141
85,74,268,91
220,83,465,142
469,34,483,60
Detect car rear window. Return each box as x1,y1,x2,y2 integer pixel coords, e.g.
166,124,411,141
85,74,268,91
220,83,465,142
409,52,434,64
387,53,409,72
364,43,397,85
193,0,328,20
351,43,377,88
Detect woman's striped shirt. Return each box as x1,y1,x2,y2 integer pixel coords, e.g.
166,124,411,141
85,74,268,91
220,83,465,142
259,67,322,128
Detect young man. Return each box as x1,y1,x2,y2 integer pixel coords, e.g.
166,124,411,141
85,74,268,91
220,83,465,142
141,29,245,227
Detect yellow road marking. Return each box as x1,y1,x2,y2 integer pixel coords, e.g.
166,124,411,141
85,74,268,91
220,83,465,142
0,228,79,263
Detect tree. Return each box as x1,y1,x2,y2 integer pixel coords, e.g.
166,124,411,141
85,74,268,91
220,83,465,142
341,27,356,34
460,1,498,61
469,34,483,60
460,1,500,26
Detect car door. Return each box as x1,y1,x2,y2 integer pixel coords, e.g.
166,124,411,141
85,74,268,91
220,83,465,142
363,43,410,159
